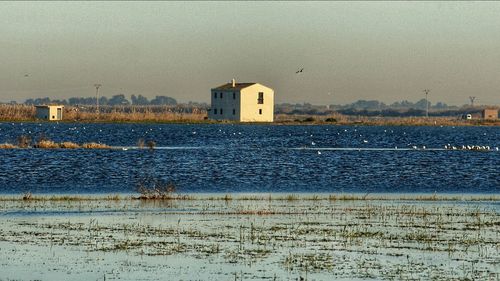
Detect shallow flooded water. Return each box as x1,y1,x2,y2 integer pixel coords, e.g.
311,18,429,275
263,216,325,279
0,123,499,194
0,197,498,280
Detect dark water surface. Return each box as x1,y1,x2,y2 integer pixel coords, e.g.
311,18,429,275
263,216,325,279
0,122,498,194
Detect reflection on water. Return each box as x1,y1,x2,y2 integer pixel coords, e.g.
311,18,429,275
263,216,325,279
0,123,499,194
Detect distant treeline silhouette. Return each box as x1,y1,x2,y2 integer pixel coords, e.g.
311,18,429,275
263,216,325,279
275,98,495,117
24,94,178,106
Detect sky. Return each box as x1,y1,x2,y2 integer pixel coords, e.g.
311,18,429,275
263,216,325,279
1,1,500,105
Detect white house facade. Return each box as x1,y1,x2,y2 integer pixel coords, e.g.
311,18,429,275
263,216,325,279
209,79,274,122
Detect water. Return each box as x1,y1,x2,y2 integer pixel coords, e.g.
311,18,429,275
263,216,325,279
0,122,498,194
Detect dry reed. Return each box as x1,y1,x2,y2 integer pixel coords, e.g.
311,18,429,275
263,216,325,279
82,142,111,149
0,143,17,149
34,140,60,148
59,141,81,149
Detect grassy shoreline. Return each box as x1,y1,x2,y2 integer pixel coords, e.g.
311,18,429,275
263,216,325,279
1,118,499,126
1,193,498,202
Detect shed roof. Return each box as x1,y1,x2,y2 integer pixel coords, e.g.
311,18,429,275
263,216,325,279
212,83,256,91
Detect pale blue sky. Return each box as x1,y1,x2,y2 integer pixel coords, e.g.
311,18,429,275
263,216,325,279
1,1,499,105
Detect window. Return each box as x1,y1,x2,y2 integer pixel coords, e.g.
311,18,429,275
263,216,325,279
232,109,236,115
258,92,264,104
233,92,236,99
214,108,217,114
259,109,262,115
220,92,223,99
214,92,217,99
220,108,223,115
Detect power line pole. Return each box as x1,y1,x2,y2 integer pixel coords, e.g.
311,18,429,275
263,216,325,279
469,96,476,107
94,84,102,116
423,89,430,118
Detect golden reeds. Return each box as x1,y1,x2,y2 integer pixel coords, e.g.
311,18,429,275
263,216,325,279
0,143,17,149
81,142,111,149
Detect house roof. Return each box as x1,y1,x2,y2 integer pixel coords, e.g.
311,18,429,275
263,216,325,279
212,83,256,91
35,105,64,108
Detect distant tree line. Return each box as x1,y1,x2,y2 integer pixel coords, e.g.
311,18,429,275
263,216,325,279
24,94,178,106
275,99,490,117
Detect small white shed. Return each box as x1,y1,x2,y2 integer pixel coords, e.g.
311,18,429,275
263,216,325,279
35,105,64,121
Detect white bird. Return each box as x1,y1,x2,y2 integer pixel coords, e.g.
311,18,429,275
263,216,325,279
317,151,321,155
363,140,368,143
412,146,417,150
422,145,426,150
311,141,316,146
496,147,499,151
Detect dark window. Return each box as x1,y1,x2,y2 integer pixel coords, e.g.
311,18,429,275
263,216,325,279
233,92,236,99
214,92,217,99
214,108,217,114
220,108,223,115
258,92,264,104
259,109,262,115
232,109,236,115
220,92,223,98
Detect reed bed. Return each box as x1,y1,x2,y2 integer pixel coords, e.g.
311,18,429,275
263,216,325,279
1,104,499,125
0,137,111,149
0,143,17,149
81,142,111,149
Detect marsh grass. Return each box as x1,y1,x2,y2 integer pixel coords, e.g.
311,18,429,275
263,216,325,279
0,143,17,149
137,138,145,148
0,193,497,202
0,136,110,150
34,140,61,148
17,135,31,148
59,141,81,149
81,142,111,149
135,180,179,200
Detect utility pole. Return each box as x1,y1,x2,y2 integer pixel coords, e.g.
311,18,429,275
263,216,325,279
423,89,430,118
469,96,476,107
94,84,102,116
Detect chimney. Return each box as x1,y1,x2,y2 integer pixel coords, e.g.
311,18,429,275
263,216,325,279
231,78,235,87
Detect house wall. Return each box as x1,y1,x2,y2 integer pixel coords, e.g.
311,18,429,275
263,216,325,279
209,90,240,121
35,107,50,119
482,109,498,120
239,84,274,122
35,106,63,121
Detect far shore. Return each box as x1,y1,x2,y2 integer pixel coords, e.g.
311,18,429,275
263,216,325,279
1,104,499,125
1,116,499,126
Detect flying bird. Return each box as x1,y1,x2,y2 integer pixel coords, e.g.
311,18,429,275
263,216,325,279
24,74,29,77
295,68,304,74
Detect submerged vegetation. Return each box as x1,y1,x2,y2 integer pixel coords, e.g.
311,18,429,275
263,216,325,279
0,197,497,280
0,135,111,149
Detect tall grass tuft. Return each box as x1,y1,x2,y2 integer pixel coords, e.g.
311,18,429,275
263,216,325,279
136,180,177,200
82,142,111,149
59,141,81,149
0,143,17,149
17,135,31,148
34,140,60,148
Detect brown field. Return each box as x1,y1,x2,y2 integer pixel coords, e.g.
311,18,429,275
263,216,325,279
0,104,499,126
